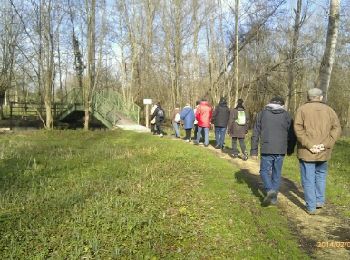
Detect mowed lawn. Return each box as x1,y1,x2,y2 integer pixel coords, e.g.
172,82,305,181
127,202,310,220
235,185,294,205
1,130,310,258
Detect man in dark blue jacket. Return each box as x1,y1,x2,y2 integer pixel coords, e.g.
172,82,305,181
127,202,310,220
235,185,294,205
250,97,295,206
212,97,230,149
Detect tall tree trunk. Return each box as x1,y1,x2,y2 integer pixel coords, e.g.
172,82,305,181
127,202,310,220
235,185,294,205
233,0,239,106
85,0,96,130
42,0,54,129
285,0,302,112
317,0,340,101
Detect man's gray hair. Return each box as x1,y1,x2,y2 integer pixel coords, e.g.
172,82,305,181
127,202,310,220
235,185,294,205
307,88,323,98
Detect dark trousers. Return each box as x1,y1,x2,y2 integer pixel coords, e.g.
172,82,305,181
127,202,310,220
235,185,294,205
194,124,198,140
185,129,191,140
193,124,204,142
156,121,163,135
232,137,246,155
151,123,156,134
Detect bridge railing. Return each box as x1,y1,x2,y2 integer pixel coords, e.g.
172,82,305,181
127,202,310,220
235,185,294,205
92,90,140,125
5,88,140,127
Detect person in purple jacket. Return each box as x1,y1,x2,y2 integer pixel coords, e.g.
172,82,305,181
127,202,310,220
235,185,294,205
180,103,195,142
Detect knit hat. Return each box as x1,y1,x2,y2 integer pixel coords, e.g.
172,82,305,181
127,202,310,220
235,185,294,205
270,96,285,105
307,88,323,97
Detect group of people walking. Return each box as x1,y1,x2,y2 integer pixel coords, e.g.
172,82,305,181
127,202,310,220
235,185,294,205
150,88,342,214
166,97,250,163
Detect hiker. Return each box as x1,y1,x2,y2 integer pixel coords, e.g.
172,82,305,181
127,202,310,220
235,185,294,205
193,101,200,140
294,88,341,215
151,102,165,137
150,103,158,134
228,98,249,160
171,104,181,138
193,99,212,147
250,97,295,206
212,97,230,149
180,103,195,142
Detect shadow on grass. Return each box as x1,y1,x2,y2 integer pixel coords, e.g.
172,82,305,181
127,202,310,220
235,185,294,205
233,167,306,210
234,169,265,204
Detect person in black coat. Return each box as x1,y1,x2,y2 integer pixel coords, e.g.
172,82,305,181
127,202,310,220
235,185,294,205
227,99,249,160
250,97,295,206
150,102,165,137
212,97,230,149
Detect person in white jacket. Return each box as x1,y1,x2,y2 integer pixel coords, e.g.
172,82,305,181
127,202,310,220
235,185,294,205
150,104,158,134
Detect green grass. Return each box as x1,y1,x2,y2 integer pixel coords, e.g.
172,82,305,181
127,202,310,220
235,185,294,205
0,130,310,258
175,125,350,217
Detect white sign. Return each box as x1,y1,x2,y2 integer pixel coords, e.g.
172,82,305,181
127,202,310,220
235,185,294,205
143,99,152,105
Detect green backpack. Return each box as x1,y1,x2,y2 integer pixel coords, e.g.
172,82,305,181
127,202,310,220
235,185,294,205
235,110,246,125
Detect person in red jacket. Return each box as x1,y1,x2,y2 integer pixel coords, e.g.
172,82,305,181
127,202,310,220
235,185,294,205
193,99,213,147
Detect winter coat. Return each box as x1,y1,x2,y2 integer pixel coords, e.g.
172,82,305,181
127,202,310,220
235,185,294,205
228,107,249,138
180,106,195,129
151,106,164,123
150,105,157,124
195,101,212,128
294,101,341,161
250,104,295,156
212,100,230,128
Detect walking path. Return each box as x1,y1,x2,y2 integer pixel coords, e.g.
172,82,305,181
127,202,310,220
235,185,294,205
121,125,349,259
166,134,350,259
113,115,150,133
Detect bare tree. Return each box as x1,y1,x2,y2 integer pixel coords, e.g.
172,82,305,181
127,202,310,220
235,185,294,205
317,0,340,101
285,0,305,111
84,0,96,130
0,2,19,118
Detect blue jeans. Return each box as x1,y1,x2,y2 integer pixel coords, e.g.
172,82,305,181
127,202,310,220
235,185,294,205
299,160,328,212
172,122,180,137
260,154,285,193
215,127,226,147
196,127,209,146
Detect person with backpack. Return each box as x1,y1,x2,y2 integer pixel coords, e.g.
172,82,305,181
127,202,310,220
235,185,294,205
151,102,165,137
171,104,181,138
193,98,212,147
228,98,249,160
212,97,230,149
180,103,195,142
250,97,295,206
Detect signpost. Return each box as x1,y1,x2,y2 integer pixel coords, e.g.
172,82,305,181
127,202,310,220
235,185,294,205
143,99,152,128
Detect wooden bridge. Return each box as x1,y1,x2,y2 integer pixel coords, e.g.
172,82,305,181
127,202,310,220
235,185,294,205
7,89,141,129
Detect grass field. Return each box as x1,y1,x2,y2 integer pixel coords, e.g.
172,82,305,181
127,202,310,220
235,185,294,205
0,130,311,259
173,127,349,219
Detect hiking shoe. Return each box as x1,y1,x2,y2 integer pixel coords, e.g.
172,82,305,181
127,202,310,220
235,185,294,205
262,190,277,206
215,145,221,149
316,204,324,209
193,141,199,145
230,154,239,159
241,154,248,161
185,139,190,143
204,144,209,147
307,210,317,215
270,193,278,205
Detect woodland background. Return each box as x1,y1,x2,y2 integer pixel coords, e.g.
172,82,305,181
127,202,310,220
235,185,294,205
0,0,349,131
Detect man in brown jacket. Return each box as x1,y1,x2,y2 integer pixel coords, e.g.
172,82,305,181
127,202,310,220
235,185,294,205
294,88,341,215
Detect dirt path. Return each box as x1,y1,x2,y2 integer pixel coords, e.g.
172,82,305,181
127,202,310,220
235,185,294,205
203,144,350,259
160,133,349,259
